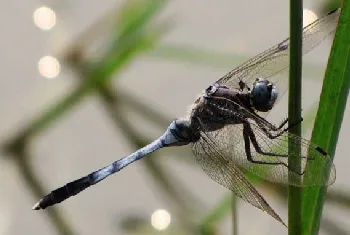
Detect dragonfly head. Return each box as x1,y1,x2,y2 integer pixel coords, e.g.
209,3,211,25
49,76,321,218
250,78,278,112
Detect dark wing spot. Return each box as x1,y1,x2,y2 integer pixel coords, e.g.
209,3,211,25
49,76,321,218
315,146,328,156
327,9,338,15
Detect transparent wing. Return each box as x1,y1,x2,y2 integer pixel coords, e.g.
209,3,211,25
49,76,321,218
215,9,340,91
191,131,286,226
193,97,336,187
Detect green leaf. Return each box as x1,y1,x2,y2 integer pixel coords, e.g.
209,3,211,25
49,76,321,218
302,5,350,235
115,0,167,39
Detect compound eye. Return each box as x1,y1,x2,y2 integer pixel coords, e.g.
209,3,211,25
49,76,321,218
250,79,278,112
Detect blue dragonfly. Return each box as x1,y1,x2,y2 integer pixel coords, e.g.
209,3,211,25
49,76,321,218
33,9,339,226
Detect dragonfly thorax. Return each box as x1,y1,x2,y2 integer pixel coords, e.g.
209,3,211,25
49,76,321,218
249,78,278,112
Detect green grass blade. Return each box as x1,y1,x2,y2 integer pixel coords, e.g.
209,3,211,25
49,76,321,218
115,0,167,39
288,0,303,233
302,5,350,235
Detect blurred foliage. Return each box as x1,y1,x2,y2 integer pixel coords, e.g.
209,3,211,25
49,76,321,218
1,0,349,235
2,1,169,235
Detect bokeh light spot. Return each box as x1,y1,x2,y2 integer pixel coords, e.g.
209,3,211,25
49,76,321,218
33,6,56,30
303,9,318,27
38,56,60,79
151,209,171,230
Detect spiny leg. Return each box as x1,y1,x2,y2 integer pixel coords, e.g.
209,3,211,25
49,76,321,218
277,117,288,129
243,122,288,159
242,122,305,176
262,117,288,131
246,114,288,138
254,121,286,139
249,119,312,161
254,117,303,139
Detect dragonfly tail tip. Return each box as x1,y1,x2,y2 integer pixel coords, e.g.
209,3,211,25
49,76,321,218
32,201,42,210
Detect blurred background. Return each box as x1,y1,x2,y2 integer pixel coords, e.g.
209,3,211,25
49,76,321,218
0,0,348,234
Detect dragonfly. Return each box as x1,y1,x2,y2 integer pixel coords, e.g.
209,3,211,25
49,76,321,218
33,9,339,226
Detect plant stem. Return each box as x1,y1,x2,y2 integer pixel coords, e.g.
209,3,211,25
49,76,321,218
288,0,303,234
232,195,238,235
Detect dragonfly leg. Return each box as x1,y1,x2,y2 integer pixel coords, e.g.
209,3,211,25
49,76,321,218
261,117,288,131
274,117,303,132
277,117,289,129
243,122,305,176
253,117,303,140
255,123,286,139
248,114,287,138
243,123,287,158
